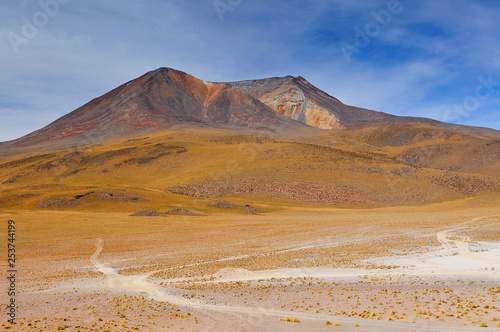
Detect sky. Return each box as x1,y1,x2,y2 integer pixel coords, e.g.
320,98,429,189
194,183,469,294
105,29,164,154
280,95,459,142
1,0,500,142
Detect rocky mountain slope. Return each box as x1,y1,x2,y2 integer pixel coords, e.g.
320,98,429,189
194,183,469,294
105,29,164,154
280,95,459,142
0,68,307,153
227,76,411,129
227,76,500,139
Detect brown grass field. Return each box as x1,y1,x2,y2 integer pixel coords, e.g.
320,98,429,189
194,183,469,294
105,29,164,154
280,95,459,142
0,128,499,331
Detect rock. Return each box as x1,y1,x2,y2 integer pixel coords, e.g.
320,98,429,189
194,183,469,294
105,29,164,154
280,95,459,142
165,208,203,216
130,210,165,217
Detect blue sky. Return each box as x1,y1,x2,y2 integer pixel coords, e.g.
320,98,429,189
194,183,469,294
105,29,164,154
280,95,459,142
1,0,500,141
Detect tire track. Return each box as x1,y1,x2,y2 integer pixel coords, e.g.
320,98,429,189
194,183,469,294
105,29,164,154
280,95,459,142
436,217,500,266
90,238,482,331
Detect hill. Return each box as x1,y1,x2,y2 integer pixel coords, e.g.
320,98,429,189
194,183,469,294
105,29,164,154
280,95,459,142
0,129,498,212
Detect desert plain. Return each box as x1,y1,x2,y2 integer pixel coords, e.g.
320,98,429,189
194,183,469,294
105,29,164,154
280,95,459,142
1,169,499,331
0,69,499,331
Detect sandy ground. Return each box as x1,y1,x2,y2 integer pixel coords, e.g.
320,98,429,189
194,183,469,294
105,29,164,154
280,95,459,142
1,207,500,331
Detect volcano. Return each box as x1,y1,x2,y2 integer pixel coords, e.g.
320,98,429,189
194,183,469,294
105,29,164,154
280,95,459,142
0,68,306,152
1,67,498,154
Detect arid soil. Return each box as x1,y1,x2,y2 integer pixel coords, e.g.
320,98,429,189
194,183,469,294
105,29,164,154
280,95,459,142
1,200,499,331
0,121,499,332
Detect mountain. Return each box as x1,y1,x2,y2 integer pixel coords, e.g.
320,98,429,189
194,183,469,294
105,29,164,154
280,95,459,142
0,68,308,153
1,67,499,210
1,67,498,156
